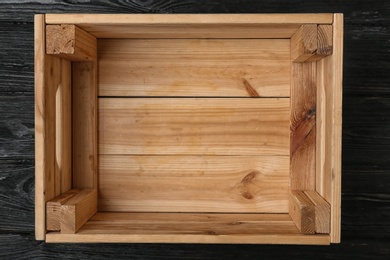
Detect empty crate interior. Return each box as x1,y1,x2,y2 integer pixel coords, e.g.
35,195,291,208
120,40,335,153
36,14,342,244
97,38,290,214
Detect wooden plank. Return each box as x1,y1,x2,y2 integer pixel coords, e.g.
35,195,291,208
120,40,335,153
35,14,62,240
99,98,290,156
55,59,72,193
72,61,97,189
290,62,316,190
45,212,330,244
71,24,301,39
99,155,289,213
61,189,97,234
291,24,317,62
305,190,331,234
307,25,333,62
289,191,315,234
46,189,79,231
45,14,334,25
98,39,290,97
316,14,343,243
45,14,332,39
46,25,96,61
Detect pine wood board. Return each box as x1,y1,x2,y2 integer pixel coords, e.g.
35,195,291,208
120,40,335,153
45,212,330,244
98,39,290,97
98,98,290,156
44,14,332,39
72,61,97,189
99,155,289,213
45,13,333,25
316,14,343,243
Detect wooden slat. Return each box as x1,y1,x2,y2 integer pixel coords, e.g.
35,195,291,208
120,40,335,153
35,14,61,240
46,212,330,244
72,62,97,189
305,190,331,234
316,14,343,243
55,59,72,193
61,189,97,234
291,24,318,62
46,25,97,61
73,24,301,39
289,191,315,234
98,39,290,97
45,14,332,39
46,189,79,231
290,62,316,190
45,14,334,25
99,98,290,156
99,155,289,213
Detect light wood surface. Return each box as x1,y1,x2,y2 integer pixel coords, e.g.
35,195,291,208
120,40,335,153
98,39,290,97
45,14,332,39
291,25,318,62
290,62,316,190
289,191,315,234
79,24,302,39
45,212,330,244
61,189,97,234
72,61,97,189
99,155,289,213
307,25,333,61
46,189,79,231
316,14,343,243
305,190,330,234
56,59,72,193
46,25,97,61
45,13,333,25
99,98,290,156
35,14,62,240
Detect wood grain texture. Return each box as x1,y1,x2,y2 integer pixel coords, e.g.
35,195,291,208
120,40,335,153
46,25,97,61
98,39,290,97
72,61,97,189
99,98,290,156
1,0,390,257
46,212,330,244
34,14,58,240
290,62,316,191
289,191,315,234
291,24,318,62
46,189,79,231
55,59,72,194
307,25,333,62
99,155,289,213
316,14,343,243
45,13,333,25
44,14,331,39
61,189,97,234
304,190,330,234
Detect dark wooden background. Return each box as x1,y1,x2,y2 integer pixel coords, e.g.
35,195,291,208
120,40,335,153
1,1,389,259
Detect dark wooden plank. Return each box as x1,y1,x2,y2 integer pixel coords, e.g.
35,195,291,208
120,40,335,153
0,159,34,233
0,96,34,159
0,22,34,95
343,97,390,167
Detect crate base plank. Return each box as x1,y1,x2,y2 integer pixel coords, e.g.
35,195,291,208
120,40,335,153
35,13,343,244
46,212,330,245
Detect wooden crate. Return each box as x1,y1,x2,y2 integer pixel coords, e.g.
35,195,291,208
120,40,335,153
35,14,343,244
